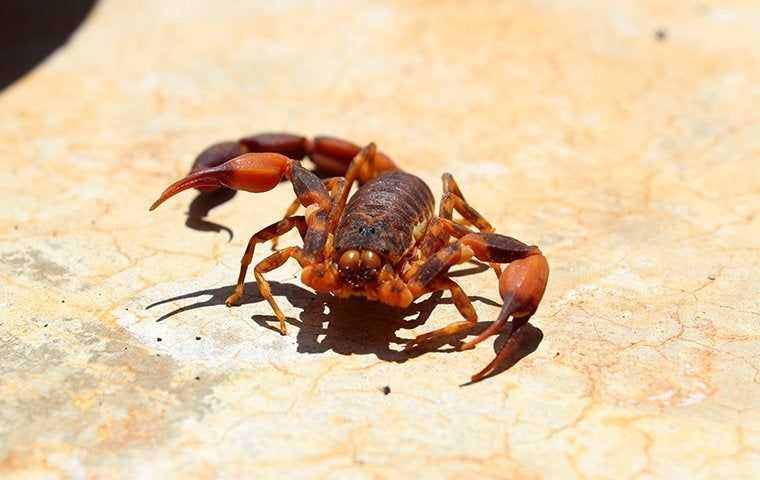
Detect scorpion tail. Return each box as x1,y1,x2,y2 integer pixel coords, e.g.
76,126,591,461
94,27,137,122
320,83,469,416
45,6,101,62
149,153,291,211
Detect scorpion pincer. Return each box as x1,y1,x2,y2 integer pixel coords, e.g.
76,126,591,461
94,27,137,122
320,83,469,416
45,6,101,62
150,133,549,382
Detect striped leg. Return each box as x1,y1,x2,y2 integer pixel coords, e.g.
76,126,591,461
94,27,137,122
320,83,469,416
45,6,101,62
252,246,307,335
305,136,397,181
439,173,501,278
326,143,377,230
225,217,307,307
405,276,478,350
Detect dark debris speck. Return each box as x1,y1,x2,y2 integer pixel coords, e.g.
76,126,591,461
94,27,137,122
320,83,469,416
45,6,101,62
157,337,162,342
195,376,200,381
195,336,201,341
655,28,667,42
44,323,48,328
381,386,391,395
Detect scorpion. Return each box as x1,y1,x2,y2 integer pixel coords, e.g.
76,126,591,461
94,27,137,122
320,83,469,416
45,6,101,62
150,133,549,381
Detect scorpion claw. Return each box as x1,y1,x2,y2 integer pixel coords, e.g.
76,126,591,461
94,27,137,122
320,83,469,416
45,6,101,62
464,253,549,382
150,153,291,211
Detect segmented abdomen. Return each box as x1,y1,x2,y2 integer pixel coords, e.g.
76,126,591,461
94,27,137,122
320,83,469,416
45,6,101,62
334,171,434,263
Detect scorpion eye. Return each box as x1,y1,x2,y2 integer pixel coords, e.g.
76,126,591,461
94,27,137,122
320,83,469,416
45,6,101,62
339,250,361,270
361,250,382,270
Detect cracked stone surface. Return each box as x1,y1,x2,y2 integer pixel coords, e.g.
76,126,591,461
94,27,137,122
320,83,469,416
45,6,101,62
2,1,759,478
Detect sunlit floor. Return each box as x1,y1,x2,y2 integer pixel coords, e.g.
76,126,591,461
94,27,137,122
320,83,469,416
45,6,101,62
2,1,759,478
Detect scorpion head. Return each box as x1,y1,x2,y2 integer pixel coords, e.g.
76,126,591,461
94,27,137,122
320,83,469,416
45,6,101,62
336,249,383,288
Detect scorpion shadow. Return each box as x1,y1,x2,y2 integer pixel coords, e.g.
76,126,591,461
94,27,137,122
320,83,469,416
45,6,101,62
147,278,543,380
184,188,237,241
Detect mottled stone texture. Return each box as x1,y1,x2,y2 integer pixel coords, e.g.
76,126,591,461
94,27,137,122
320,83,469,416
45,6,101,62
1,1,759,478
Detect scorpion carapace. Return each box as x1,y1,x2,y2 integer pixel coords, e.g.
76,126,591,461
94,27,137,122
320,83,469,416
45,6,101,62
150,133,549,382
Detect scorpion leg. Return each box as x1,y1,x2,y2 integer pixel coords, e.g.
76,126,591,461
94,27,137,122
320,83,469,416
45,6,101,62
439,173,492,231
407,232,548,381
417,216,473,259
306,136,397,180
327,143,393,230
252,246,307,335
405,276,477,350
225,216,307,307
439,173,501,278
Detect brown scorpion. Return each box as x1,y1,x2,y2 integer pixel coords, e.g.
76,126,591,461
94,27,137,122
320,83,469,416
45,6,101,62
150,133,549,381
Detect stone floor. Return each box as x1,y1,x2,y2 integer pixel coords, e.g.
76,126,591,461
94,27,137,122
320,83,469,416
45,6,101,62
1,1,759,478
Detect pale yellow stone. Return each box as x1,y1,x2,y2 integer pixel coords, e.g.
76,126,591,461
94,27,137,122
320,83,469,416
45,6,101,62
1,1,759,478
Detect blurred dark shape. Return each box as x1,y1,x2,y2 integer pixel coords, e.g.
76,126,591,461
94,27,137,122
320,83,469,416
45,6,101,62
0,1,97,91
185,189,237,241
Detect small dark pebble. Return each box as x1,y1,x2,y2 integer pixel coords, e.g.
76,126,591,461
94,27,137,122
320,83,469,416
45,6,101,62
124,347,128,350
554,352,560,358
382,386,391,395
655,28,667,42
44,323,48,328
157,337,162,342
195,336,201,341
708,274,716,281
61,300,65,303
195,376,200,381
156,353,161,357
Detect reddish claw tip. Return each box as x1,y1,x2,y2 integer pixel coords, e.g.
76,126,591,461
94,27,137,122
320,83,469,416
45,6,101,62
149,153,291,211
469,322,542,382
463,253,550,382
149,168,228,211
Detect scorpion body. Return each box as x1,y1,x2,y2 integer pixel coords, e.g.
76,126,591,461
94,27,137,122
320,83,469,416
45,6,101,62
150,133,549,381
335,171,434,267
